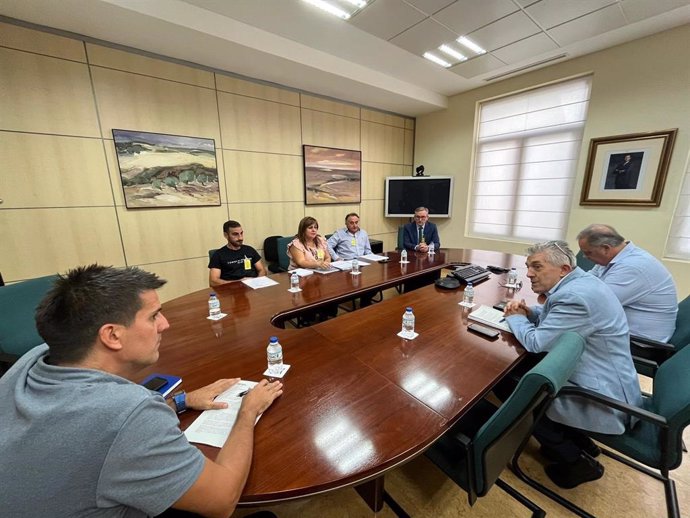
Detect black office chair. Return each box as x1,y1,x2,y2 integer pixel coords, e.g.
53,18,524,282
263,235,285,274
630,294,690,377
425,332,585,518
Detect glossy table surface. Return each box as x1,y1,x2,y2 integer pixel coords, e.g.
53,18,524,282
141,249,535,504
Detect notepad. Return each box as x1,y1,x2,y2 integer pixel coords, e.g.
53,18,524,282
468,305,512,334
140,373,182,398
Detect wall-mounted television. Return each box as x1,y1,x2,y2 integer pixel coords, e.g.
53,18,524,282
385,176,454,218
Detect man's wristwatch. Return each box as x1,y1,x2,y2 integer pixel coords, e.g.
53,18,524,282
172,391,187,414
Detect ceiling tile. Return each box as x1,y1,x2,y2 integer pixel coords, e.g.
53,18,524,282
350,0,427,40
468,11,542,51
526,0,617,30
433,0,518,35
491,32,559,63
390,17,459,55
449,53,506,78
548,3,626,46
403,0,457,16
620,0,690,23
514,0,542,7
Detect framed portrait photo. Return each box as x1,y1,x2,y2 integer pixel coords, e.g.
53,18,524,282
580,129,677,206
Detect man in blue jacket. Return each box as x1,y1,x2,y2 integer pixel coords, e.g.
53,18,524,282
402,206,440,252
505,240,642,489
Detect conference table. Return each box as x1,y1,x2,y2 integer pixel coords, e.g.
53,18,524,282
140,249,537,512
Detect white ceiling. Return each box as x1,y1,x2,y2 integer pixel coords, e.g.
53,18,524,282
1,0,689,116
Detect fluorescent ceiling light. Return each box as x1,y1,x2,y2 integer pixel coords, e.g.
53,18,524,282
423,52,451,68
439,45,467,62
342,0,367,7
457,36,486,55
302,0,351,19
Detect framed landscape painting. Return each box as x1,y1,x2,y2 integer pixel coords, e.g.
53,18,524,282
580,129,677,207
303,145,361,205
112,129,220,208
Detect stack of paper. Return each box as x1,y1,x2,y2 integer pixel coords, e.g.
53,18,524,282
289,268,313,277
359,253,389,262
331,260,372,271
241,277,279,289
184,380,259,447
468,305,512,333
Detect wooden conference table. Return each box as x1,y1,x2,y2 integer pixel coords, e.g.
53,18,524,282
141,249,537,511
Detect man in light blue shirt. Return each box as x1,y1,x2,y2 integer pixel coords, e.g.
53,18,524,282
577,224,677,341
327,212,372,261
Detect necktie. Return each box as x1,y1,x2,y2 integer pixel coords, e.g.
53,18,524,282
418,226,423,243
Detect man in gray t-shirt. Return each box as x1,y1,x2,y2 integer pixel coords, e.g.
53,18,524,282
0,265,283,517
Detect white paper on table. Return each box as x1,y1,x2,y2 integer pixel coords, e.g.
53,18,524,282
184,380,259,448
288,268,313,277
331,260,371,271
312,266,340,275
359,253,389,262
241,277,279,289
468,305,512,333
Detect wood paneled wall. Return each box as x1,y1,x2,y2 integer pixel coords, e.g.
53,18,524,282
0,22,414,301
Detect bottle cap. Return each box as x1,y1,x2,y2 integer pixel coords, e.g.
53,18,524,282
467,282,473,286
406,306,412,311
210,292,216,296
270,336,278,342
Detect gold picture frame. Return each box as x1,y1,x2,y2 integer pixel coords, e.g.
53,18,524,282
580,129,677,206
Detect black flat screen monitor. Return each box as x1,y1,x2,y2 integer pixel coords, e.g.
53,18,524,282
385,176,453,218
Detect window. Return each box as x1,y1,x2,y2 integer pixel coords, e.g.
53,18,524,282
665,151,690,259
469,76,592,241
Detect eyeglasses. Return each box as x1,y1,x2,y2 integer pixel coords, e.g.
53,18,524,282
546,240,574,265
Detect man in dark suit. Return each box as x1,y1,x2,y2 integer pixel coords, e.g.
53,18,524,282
403,206,441,252
613,154,633,189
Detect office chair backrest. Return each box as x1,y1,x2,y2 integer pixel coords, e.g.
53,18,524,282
669,294,690,352
208,249,218,261
575,250,596,272
650,344,690,468
277,236,293,271
397,225,404,250
473,332,585,495
0,274,58,359
263,235,280,265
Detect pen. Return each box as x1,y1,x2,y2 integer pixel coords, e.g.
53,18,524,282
237,389,250,397
499,318,505,323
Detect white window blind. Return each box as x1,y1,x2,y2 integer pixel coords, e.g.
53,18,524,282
665,152,690,259
469,76,592,241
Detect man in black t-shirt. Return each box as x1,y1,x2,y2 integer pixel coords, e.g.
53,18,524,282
209,220,267,286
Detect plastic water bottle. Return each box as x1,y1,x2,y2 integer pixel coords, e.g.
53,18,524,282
351,258,359,273
400,249,408,262
402,307,415,337
507,267,518,286
267,336,283,374
463,282,474,305
428,242,435,255
208,293,221,318
290,271,299,290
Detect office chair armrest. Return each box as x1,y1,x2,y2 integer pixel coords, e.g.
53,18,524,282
632,355,659,377
558,386,668,427
630,335,675,352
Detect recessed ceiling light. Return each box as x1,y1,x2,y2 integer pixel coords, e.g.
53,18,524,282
423,52,451,68
457,36,486,55
439,45,467,62
342,0,367,7
303,0,351,19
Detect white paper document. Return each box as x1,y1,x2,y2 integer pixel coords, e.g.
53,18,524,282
468,305,512,333
289,268,313,277
331,260,371,271
312,266,340,275
241,277,279,289
184,380,259,448
359,253,389,262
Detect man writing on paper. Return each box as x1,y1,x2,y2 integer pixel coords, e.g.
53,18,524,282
402,206,440,253
209,219,267,287
0,265,283,518
577,223,677,342
504,241,641,489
